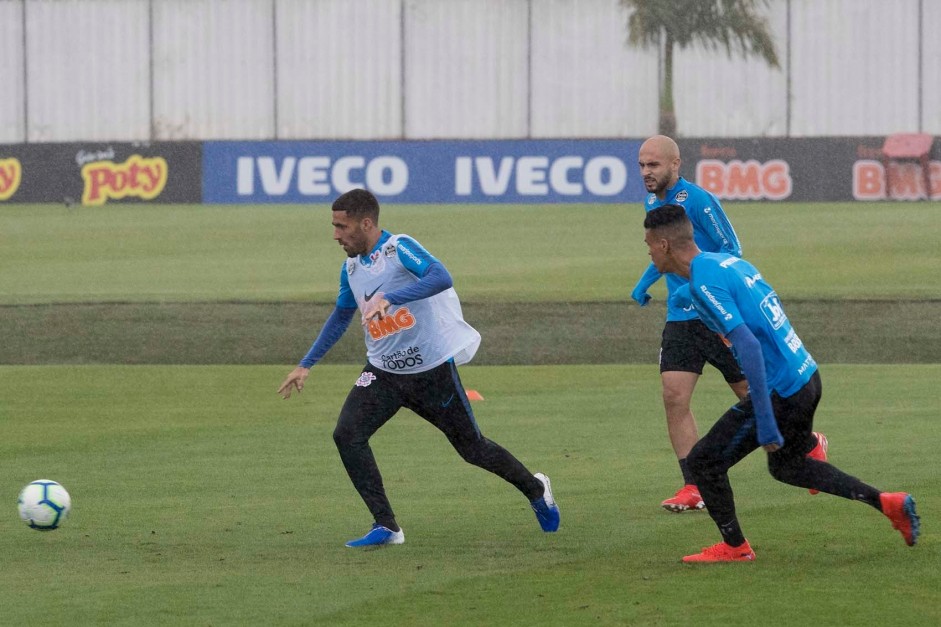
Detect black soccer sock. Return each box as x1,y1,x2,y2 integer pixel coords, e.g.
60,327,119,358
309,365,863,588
718,518,746,548
377,518,400,532
679,458,695,485
768,454,883,509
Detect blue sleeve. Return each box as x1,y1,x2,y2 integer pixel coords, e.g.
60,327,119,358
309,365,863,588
635,262,661,290
631,262,662,305
691,193,742,257
394,236,440,277
299,306,356,368
727,324,783,448
385,261,453,305
336,264,357,309
712,204,742,256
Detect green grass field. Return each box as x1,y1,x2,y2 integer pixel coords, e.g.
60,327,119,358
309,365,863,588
2,202,940,304
1,201,939,624
2,202,940,366
1,364,938,625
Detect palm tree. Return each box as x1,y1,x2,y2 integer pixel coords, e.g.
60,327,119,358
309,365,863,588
620,0,780,136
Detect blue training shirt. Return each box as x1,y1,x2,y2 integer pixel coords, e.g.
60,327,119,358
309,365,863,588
637,177,742,321
689,252,817,398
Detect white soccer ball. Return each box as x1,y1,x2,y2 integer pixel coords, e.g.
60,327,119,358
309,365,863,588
17,480,71,531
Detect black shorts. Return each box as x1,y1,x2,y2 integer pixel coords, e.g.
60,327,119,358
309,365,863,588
338,360,481,443
659,319,745,383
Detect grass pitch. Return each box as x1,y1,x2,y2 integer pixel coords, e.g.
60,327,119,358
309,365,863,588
2,201,940,366
1,202,940,304
1,200,938,624
1,364,937,625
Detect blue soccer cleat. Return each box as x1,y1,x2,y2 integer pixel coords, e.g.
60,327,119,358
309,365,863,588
531,473,560,532
345,523,405,548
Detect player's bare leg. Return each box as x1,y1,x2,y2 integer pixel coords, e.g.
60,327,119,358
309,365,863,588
660,371,705,512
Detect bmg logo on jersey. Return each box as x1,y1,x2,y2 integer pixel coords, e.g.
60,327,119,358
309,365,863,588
760,293,787,329
367,307,416,340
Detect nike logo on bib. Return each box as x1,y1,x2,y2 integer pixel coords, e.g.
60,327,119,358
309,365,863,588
364,284,384,301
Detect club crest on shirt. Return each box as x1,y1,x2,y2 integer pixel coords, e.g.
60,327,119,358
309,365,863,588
675,190,688,202
383,243,397,257
355,371,377,387
359,249,386,273
346,259,357,276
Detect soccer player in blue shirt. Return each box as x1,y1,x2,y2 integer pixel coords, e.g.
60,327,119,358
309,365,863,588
633,135,753,512
642,204,919,562
277,189,559,547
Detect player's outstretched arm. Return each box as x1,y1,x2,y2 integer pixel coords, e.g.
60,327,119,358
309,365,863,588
278,306,357,399
278,367,310,400
632,262,662,306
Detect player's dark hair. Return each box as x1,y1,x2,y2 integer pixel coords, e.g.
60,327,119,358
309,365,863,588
643,204,686,229
332,188,380,223
644,204,693,243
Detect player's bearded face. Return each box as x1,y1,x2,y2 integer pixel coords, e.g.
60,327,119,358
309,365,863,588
638,147,678,195
644,169,669,193
332,212,369,257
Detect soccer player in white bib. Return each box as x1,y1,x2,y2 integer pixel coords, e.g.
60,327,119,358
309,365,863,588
278,189,559,547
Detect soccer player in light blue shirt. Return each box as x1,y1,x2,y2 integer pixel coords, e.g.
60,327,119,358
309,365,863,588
643,204,919,562
631,135,750,513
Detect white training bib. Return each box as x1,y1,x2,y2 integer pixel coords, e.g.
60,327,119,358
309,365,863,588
346,234,480,374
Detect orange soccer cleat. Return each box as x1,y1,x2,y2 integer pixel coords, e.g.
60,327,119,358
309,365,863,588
661,484,705,513
682,540,756,563
880,492,920,547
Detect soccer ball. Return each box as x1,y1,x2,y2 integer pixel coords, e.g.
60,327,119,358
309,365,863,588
17,480,71,531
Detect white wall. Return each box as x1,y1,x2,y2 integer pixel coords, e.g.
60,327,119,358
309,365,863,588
673,0,789,137
0,0,937,142
276,0,402,139
917,0,940,134
405,0,529,138
23,0,150,142
789,0,921,136
531,0,659,138
152,0,275,139
0,1,25,143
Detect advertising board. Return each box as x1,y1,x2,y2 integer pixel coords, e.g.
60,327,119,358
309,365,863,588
0,142,201,205
203,140,647,204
